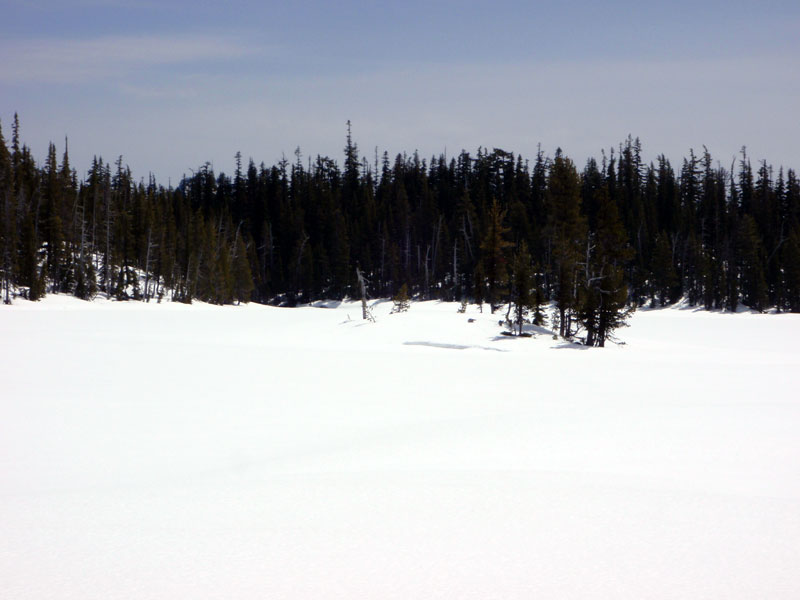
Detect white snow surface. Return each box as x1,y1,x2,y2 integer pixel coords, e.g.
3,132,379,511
2,296,799,599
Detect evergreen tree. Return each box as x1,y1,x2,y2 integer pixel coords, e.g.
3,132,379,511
0,119,15,303
737,215,768,311
548,150,586,337
783,228,800,312
577,182,633,346
391,283,410,313
510,241,534,335
650,232,679,306
479,198,513,313
473,260,486,311
232,235,254,304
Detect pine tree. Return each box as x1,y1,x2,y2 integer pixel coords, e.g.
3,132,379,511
216,243,234,305
650,232,679,306
479,198,513,313
391,283,410,313
548,150,586,337
473,260,485,312
783,227,800,312
577,183,633,346
737,215,768,311
510,241,534,335
232,235,254,304
0,119,15,303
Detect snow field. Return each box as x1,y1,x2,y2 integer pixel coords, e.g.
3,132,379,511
1,296,799,599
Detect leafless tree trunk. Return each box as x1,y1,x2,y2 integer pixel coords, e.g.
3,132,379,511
143,228,153,302
431,215,442,284
380,236,385,291
356,267,373,321
104,186,112,298
452,241,458,301
404,227,410,271
293,232,309,298
424,245,430,299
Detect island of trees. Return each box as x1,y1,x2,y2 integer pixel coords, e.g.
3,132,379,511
2,116,799,346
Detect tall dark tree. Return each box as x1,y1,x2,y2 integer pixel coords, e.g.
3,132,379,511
479,198,513,313
650,232,680,306
510,241,534,335
0,119,14,303
577,183,633,346
548,150,586,337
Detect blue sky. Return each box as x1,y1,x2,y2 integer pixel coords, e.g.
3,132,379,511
2,0,799,182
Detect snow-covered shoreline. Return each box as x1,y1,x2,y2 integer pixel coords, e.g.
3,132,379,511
2,297,799,599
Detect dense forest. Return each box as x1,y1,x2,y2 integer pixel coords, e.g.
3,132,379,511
2,116,800,345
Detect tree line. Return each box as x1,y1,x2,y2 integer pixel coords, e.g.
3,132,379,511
2,116,799,345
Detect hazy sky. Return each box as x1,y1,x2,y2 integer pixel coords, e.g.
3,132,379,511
2,0,799,182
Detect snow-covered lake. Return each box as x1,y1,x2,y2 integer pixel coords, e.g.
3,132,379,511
2,297,799,599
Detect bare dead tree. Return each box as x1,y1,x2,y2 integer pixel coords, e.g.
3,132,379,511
356,266,374,321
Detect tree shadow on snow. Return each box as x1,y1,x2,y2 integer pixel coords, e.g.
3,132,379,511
404,341,508,352
310,300,342,309
490,323,554,340
523,323,554,336
551,340,591,350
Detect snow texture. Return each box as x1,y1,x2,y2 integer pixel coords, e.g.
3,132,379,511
1,297,799,599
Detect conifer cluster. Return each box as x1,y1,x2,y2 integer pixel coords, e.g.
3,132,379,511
2,116,799,344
